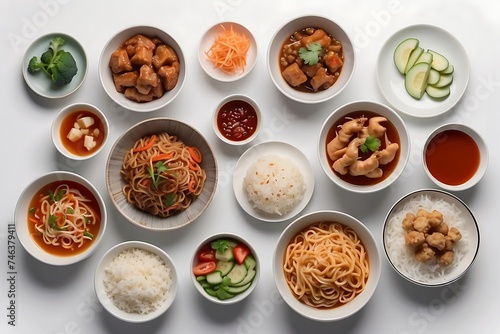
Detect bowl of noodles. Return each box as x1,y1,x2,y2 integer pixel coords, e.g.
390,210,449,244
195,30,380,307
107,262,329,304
14,171,107,266
273,210,381,322
106,117,218,231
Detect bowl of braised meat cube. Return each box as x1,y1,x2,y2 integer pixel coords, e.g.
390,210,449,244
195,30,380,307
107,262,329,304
267,15,355,104
99,26,186,112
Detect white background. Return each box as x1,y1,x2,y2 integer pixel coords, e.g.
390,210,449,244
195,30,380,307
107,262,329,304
2,0,499,333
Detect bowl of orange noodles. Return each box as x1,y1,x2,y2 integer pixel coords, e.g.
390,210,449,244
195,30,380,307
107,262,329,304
14,171,107,266
198,22,257,82
106,117,218,231
273,210,381,321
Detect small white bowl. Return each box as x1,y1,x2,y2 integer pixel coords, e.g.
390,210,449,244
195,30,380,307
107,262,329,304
273,210,381,321
318,100,410,193
99,26,186,112
190,232,260,305
52,103,109,160
94,241,178,323
383,189,480,287
198,22,257,82
212,94,261,145
14,171,107,266
423,123,488,191
22,32,87,99
267,15,355,104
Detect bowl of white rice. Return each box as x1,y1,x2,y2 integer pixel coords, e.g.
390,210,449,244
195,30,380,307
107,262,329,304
94,241,178,322
383,189,480,287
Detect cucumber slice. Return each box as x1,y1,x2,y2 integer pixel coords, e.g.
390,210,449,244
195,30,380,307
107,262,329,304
215,247,234,261
200,281,212,289
226,263,247,285
431,73,453,88
216,260,235,276
415,51,433,65
440,64,454,74
243,255,256,271
232,269,256,287
223,282,252,295
426,84,450,99
196,275,206,282
216,287,234,300
428,49,449,72
393,38,419,74
403,47,423,74
204,287,218,297
405,62,431,99
427,69,440,85
206,270,223,285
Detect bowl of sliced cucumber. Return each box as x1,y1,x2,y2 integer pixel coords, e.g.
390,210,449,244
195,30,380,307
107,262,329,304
190,233,259,304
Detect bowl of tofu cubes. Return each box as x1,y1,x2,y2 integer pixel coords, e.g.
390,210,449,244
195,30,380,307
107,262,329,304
267,15,355,104
99,26,186,112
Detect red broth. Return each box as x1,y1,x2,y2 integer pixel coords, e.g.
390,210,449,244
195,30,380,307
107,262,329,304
425,129,480,186
60,110,106,156
216,100,258,141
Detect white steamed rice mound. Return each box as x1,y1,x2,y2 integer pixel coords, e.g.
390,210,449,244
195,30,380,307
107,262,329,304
243,154,306,216
385,194,469,284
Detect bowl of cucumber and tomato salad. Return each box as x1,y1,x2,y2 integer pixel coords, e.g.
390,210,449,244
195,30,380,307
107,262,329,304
191,233,259,304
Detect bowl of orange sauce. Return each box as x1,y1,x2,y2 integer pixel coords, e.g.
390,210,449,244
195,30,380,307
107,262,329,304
52,103,109,160
423,123,488,191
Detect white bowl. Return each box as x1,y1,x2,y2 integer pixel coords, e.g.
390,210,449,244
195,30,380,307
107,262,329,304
14,171,107,266
198,22,257,82
267,15,355,104
212,94,261,145
190,232,260,305
52,103,109,160
273,210,381,321
318,100,410,193
383,189,480,287
423,123,488,191
94,241,178,323
99,25,186,112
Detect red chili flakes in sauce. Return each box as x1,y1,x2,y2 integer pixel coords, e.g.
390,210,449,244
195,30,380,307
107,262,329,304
217,100,258,141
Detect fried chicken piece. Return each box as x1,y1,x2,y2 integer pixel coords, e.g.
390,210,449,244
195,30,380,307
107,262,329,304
425,232,446,251
402,213,416,230
124,87,154,102
310,67,334,91
158,62,180,91
433,221,449,235
112,71,138,93
405,230,425,248
152,45,178,69
109,49,133,74
427,210,444,228
415,243,435,262
130,45,153,67
282,63,307,87
413,216,431,234
437,251,454,266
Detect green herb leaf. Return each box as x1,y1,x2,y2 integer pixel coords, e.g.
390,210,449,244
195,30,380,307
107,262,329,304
48,215,67,231
163,193,177,207
83,231,94,239
360,135,381,153
298,42,323,65
66,207,75,214
148,161,168,189
48,189,66,203
211,239,231,253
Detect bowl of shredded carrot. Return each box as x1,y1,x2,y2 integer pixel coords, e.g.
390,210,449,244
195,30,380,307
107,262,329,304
198,22,257,82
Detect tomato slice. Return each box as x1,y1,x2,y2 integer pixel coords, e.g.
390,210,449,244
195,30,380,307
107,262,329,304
193,261,216,276
233,244,250,265
198,248,216,262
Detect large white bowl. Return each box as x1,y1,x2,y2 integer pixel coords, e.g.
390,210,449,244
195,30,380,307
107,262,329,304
99,25,186,112
273,210,381,322
94,241,178,323
14,171,107,266
318,100,410,193
267,15,355,104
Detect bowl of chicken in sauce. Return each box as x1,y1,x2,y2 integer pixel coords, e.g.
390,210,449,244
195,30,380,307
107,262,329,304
99,26,186,112
267,15,355,104
318,100,410,193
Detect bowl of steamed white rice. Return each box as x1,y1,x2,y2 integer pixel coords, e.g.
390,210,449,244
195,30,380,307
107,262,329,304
383,189,480,287
94,241,178,322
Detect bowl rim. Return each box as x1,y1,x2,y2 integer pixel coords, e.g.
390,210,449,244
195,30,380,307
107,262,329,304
94,240,178,322
318,100,410,193
273,210,381,321
382,188,481,287
98,25,186,112
14,170,107,266
190,232,260,305
422,123,489,191
266,14,355,104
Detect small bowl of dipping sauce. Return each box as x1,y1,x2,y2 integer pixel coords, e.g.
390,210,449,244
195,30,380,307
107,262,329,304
423,123,488,191
213,94,261,145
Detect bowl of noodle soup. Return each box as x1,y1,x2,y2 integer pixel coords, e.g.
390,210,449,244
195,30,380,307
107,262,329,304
106,117,217,231
273,210,381,321
14,171,107,266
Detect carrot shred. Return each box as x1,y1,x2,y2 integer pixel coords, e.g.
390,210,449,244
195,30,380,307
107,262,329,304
188,160,199,171
29,217,39,224
152,152,174,162
205,25,250,74
188,179,197,193
187,146,202,163
133,135,156,153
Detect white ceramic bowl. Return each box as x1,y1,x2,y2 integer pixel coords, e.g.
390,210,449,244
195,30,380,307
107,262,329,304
99,25,186,112
94,241,178,323
383,189,480,287
198,22,257,82
267,15,355,104
273,210,381,321
190,232,260,305
423,123,488,191
22,32,88,99
318,100,410,193
106,117,218,230
52,103,109,160
212,94,261,145
14,171,107,266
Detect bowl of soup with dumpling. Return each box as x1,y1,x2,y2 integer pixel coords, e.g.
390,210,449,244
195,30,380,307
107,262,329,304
318,100,410,193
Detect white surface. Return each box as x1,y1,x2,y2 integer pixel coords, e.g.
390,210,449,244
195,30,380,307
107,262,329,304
2,0,499,333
